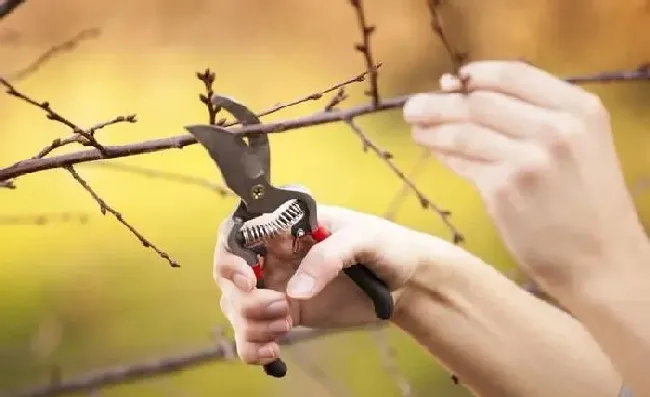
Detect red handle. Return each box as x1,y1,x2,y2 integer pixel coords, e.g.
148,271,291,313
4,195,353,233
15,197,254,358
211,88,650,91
252,263,263,280
311,224,331,242
253,224,329,281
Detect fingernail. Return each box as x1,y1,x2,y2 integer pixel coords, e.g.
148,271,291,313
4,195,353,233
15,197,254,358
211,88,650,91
439,73,460,91
265,300,289,317
269,319,290,333
287,273,315,298
258,345,276,359
233,273,253,291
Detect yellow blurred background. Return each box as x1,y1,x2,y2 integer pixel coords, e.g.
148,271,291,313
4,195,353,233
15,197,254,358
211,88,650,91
1,0,650,396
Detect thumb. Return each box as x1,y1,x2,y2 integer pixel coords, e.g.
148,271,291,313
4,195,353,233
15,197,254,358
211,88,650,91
286,228,360,299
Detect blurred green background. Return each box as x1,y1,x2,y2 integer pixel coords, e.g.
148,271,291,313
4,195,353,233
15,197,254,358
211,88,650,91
1,0,650,396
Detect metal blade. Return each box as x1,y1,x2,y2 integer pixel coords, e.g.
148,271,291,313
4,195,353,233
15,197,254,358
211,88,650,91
185,124,270,205
212,95,270,180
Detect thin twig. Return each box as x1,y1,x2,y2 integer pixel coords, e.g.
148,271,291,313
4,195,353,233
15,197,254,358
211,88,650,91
324,87,349,111
0,212,89,225
372,153,431,397
196,69,221,125
0,78,111,156
383,149,431,220
262,66,378,116
428,0,470,95
83,161,232,196
0,180,16,189
6,28,101,82
427,0,467,72
209,65,379,128
31,115,137,159
3,66,647,183
0,0,25,21
349,0,380,107
0,325,384,397
64,166,178,267
345,118,463,243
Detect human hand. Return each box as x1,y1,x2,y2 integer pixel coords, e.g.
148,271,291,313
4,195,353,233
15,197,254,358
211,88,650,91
403,60,647,293
213,204,472,366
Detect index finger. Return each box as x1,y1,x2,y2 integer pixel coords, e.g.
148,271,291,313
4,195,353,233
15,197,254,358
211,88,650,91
452,61,591,113
214,218,257,292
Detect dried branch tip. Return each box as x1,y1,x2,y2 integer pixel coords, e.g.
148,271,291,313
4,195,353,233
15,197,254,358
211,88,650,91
349,0,380,107
0,179,16,189
7,28,101,82
196,69,222,125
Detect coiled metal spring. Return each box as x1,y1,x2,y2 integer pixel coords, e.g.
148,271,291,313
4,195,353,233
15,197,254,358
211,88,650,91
239,199,305,247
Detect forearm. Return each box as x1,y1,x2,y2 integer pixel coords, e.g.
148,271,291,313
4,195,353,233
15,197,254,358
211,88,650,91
548,233,650,397
391,234,621,397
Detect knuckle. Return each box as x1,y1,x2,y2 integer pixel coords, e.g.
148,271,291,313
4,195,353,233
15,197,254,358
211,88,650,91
239,322,258,340
236,343,258,364
580,92,607,118
493,149,550,196
545,115,584,157
449,128,469,153
491,177,512,201
237,296,259,319
515,149,550,184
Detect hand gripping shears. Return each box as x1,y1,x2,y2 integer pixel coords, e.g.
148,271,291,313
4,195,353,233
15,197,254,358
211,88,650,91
185,95,393,378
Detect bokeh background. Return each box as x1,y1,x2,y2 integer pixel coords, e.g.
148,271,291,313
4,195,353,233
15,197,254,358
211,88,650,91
1,0,650,396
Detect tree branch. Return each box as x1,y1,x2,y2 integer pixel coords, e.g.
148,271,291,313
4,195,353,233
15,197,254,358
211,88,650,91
0,94,409,181
6,28,101,82
0,325,384,397
31,114,137,160
0,77,132,157
0,0,26,21
2,66,647,184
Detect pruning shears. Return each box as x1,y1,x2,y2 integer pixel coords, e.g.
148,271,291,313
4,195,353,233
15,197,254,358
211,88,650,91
185,95,393,378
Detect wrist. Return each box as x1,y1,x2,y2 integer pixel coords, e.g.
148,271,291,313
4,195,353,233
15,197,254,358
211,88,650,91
389,232,486,331
548,219,650,306
577,233,650,303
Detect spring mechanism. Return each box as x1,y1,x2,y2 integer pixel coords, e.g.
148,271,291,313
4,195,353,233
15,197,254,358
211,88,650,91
239,199,305,247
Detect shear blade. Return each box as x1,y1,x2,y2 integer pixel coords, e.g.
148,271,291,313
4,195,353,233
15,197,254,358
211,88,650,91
185,124,263,197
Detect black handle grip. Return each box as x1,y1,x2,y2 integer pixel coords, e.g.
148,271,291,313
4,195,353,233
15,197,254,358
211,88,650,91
343,264,394,320
263,358,287,378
